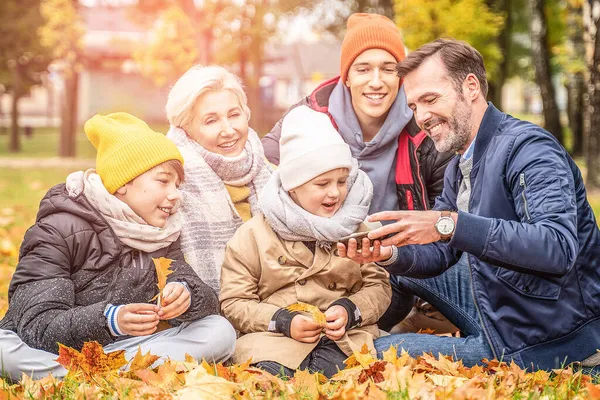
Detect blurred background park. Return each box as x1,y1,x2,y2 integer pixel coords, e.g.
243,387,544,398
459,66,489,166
0,0,599,315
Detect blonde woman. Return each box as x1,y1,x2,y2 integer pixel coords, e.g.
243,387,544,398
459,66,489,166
166,66,272,293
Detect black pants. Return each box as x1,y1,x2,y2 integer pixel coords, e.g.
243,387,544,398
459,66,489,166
254,336,347,378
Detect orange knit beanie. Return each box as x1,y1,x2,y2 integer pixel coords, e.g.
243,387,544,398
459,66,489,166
340,13,406,82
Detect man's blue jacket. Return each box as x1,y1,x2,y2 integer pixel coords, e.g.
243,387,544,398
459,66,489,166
390,103,600,370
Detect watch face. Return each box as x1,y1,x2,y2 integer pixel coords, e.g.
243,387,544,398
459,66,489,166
437,218,455,235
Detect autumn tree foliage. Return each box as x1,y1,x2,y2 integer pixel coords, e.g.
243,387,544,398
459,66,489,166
133,5,199,88
393,0,505,82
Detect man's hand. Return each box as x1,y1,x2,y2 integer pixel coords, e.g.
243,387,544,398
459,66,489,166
336,237,393,264
367,210,457,247
158,282,190,320
324,305,348,341
117,303,160,336
290,315,322,343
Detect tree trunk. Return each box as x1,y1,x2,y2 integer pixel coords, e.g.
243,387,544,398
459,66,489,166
528,0,564,143
59,69,78,157
9,65,21,153
586,0,600,188
567,0,586,156
567,74,585,156
486,0,511,108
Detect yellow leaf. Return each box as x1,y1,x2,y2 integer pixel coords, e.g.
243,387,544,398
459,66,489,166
128,346,160,371
427,373,468,388
136,361,185,391
151,257,175,305
290,369,320,398
343,343,375,368
176,367,240,399
286,302,326,327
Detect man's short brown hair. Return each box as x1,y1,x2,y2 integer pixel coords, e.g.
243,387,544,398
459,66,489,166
396,38,488,97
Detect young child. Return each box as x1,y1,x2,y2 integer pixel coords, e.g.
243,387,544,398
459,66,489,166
219,106,391,378
0,112,235,381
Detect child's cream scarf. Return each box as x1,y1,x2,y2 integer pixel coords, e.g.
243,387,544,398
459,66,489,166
66,169,182,253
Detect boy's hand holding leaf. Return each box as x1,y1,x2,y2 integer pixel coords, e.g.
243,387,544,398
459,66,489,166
149,257,190,320
324,305,349,341
157,282,191,320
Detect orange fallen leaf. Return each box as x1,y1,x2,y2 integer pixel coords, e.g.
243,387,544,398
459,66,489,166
286,302,326,327
151,257,175,305
55,341,127,380
128,346,160,371
136,361,185,391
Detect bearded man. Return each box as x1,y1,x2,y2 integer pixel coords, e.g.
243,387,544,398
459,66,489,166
339,38,600,371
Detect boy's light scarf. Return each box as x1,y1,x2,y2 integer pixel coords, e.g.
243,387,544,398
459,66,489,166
259,160,373,247
65,169,182,253
167,126,272,293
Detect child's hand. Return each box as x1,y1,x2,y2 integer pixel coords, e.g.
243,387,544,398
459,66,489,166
290,315,322,343
324,305,349,341
158,282,190,320
336,238,392,264
117,303,160,336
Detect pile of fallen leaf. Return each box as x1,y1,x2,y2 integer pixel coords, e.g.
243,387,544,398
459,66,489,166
2,341,600,399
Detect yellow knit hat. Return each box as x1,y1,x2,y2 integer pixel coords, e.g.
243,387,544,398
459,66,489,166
84,112,184,194
340,13,406,83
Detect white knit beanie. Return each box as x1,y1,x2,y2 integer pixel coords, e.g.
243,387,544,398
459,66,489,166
279,106,352,191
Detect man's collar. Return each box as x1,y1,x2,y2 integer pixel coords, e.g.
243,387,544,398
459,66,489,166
470,102,503,163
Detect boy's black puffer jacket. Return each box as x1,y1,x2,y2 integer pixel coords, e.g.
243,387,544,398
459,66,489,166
0,183,219,354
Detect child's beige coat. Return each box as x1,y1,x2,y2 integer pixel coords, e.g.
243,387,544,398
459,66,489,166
220,214,392,369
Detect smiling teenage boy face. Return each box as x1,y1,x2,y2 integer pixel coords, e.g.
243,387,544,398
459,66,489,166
345,48,400,137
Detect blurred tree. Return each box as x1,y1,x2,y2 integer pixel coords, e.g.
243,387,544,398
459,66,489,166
528,0,564,143
314,0,394,37
134,0,311,133
0,0,52,152
133,5,199,87
560,0,586,155
39,0,84,157
393,0,505,86
584,0,600,188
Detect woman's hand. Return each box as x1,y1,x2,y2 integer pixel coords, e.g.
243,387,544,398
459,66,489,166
324,305,348,341
158,282,191,320
117,303,160,336
290,315,322,343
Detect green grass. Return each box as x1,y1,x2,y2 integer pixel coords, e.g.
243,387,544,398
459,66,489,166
0,124,170,158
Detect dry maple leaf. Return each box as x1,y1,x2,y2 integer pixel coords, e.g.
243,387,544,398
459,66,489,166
290,369,320,398
343,343,375,369
357,361,387,384
175,367,240,399
128,346,160,371
151,257,175,305
136,361,185,391
286,302,327,327
55,341,127,379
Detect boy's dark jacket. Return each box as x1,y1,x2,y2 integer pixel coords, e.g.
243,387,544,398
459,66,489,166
391,104,600,370
0,184,219,354
261,77,453,210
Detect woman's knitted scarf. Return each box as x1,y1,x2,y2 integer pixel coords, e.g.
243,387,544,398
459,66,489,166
66,169,182,252
259,160,373,248
167,126,271,293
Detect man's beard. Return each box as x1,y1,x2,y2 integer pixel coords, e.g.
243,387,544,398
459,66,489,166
431,99,472,154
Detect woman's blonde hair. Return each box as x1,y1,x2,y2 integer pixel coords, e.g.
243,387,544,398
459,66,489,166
165,65,251,131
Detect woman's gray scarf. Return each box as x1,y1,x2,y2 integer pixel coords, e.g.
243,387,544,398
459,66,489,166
259,160,373,247
167,126,272,293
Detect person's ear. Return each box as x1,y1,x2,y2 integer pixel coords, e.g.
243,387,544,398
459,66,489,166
345,78,350,87
464,73,481,101
115,185,127,195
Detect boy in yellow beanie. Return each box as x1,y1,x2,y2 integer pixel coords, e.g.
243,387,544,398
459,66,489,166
0,112,235,381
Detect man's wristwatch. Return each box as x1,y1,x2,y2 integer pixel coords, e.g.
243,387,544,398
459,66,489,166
435,211,455,242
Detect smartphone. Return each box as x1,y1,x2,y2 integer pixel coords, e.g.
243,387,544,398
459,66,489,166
338,231,395,250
